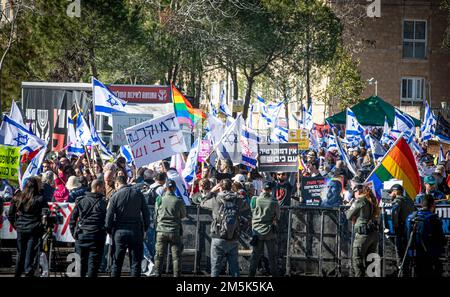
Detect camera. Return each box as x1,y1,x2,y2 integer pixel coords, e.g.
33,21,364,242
42,207,64,229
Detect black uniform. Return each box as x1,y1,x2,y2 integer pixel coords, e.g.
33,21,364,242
105,185,150,277
7,195,47,277
69,192,107,277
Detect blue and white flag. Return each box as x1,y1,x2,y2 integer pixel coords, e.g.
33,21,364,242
93,78,127,117
258,95,283,127
207,113,224,146
20,147,47,189
439,144,445,164
392,108,415,138
75,112,94,147
89,113,113,157
420,100,436,142
270,125,288,143
120,145,133,164
67,115,85,156
246,104,254,129
216,114,243,164
209,102,218,117
303,105,313,131
10,101,25,127
309,131,320,152
166,168,191,206
292,113,302,129
380,116,394,146
336,133,357,176
219,89,232,118
1,115,46,154
345,108,365,147
241,127,260,168
369,136,386,160
327,134,338,150
182,138,200,185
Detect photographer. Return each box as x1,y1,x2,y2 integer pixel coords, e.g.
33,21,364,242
248,181,280,277
346,183,380,277
69,179,107,277
406,195,446,277
7,177,47,277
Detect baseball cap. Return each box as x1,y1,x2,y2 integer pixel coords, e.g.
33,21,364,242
388,184,404,193
263,181,275,190
232,174,246,183
424,175,436,185
166,179,176,188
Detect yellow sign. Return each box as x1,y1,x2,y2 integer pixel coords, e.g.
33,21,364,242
288,129,310,151
0,145,21,180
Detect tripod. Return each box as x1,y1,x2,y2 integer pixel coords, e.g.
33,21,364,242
42,226,65,277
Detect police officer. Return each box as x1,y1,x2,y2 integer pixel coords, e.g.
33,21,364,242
346,183,380,277
105,175,150,277
406,195,446,277
153,180,186,277
388,184,415,276
69,179,107,277
415,175,446,205
248,181,280,277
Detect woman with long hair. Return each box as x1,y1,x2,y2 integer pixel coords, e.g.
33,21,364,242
346,182,380,277
8,177,47,277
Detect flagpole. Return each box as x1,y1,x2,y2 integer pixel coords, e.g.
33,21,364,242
363,132,404,183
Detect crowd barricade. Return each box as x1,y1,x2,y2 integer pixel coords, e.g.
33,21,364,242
1,203,449,276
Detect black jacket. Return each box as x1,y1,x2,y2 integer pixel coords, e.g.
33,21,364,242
7,195,47,233
42,184,54,203
105,185,150,233
69,192,107,239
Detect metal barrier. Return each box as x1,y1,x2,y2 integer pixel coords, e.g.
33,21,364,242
1,204,449,276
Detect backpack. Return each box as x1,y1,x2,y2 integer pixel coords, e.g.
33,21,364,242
144,184,163,206
216,195,240,240
407,211,434,256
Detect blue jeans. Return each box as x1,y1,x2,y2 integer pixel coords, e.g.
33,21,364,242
210,238,240,277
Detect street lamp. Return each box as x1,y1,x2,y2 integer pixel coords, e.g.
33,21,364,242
367,77,378,96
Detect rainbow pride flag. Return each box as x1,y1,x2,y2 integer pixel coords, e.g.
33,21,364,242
366,136,421,200
172,83,206,127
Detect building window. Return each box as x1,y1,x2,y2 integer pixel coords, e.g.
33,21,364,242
401,77,425,102
403,20,426,59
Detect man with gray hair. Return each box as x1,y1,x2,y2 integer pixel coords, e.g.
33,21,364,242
41,171,55,203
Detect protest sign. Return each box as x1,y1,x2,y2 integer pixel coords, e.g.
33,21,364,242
288,129,310,151
258,143,298,172
124,113,188,168
0,145,20,180
301,176,327,205
112,113,154,145
198,140,211,163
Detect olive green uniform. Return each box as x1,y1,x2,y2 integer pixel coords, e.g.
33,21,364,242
346,195,379,277
154,192,186,276
248,192,280,277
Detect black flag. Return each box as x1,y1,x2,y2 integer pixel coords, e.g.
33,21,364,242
435,113,450,143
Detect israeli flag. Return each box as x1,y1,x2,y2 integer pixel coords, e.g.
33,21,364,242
270,125,288,143
309,131,320,152
182,138,200,185
369,135,386,160
439,144,445,163
20,147,47,189
336,133,356,176
219,89,232,118
303,105,313,131
327,134,338,150
420,100,436,142
89,113,113,157
119,145,133,164
67,115,85,156
241,127,260,168
166,168,191,205
380,116,394,146
258,95,283,127
345,108,365,147
10,101,25,127
246,104,254,129
393,108,415,138
207,113,224,146
292,113,302,129
75,112,94,146
209,102,218,117
93,78,127,117
1,115,46,154
409,137,423,155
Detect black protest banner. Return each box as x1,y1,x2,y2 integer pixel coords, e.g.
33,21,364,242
301,176,327,205
258,143,298,172
435,113,450,143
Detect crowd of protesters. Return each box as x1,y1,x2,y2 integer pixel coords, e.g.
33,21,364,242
1,125,449,277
